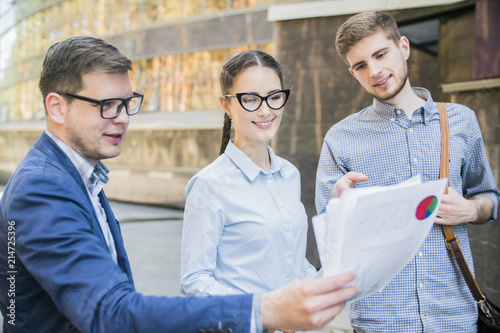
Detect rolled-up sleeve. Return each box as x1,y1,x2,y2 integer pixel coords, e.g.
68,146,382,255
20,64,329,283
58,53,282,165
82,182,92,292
461,111,500,221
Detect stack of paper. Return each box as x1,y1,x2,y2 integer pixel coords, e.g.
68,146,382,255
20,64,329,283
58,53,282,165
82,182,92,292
312,175,447,301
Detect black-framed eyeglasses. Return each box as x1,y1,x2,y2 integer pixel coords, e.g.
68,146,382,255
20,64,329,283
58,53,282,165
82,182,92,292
60,92,144,119
224,89,290,112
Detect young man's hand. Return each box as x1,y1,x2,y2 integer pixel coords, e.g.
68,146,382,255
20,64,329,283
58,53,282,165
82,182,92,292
329,172,368,198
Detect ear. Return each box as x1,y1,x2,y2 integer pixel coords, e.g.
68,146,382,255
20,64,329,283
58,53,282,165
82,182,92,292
348,67,358,81
219,96,232,118
400,36,410,60
45,92,66,125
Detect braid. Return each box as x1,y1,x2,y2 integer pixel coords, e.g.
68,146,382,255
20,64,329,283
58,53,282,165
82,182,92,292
219,113,232,155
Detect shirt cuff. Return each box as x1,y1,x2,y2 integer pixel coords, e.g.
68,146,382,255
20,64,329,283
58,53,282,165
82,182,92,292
484,192,499,221
251,293,264,333
471,192,499,223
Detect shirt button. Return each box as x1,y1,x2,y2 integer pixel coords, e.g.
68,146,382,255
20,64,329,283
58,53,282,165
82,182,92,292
396,110,401,115
409,129,413,133
268,179,272,184
418,251,423,257
419,283,424,288
287,251,292,256
425,117,429,121
390,117,395,121
413,158,417,163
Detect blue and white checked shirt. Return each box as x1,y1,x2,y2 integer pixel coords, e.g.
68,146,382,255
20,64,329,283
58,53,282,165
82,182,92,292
315,88,500,333
181,141,317,297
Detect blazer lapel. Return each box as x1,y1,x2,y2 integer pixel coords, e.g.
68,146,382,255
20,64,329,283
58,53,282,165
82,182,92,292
98,191,135,285
36,133,109,246
37,132,135,284
36,132,88,194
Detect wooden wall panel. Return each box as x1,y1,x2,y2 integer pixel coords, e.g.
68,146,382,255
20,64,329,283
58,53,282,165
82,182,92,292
474,0,500,79
438,11,475,85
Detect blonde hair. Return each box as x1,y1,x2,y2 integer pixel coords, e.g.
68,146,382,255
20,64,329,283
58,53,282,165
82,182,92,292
336,11,401,65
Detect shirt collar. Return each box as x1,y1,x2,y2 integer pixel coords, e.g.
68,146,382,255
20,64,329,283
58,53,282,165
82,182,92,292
372,87,436,124
224,140,284,182
44,130,109,194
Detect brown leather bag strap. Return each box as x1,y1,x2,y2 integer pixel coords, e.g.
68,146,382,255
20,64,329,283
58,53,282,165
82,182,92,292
437,102,485,302
438,102,450,184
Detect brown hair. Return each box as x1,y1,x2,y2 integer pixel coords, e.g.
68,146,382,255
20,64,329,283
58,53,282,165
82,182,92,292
336,11,401,65
218,50,284,155
38,36,132,110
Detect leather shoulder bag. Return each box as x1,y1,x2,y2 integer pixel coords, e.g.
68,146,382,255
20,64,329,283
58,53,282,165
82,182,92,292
437,102,500,332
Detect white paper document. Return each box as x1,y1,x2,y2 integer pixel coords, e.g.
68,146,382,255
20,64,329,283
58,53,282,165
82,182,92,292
312,175,447,302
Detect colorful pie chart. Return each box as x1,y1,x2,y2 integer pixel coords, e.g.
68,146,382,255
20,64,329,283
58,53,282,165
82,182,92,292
415,195,438,220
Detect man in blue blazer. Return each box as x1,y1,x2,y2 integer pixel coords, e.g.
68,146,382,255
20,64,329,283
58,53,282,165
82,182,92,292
0,36,357,333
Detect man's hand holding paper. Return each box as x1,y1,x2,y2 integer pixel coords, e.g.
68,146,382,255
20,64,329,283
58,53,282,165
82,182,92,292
435,186,495,226
313,175,448,302
328,171,368,199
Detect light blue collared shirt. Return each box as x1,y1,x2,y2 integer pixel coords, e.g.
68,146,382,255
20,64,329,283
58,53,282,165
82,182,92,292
316,88,500,333
182,141,317,332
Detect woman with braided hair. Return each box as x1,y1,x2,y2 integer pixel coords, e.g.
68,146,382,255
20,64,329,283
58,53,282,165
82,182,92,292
180,50,317,301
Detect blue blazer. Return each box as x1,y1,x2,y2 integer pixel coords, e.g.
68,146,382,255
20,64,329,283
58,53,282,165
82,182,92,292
0,132,252,332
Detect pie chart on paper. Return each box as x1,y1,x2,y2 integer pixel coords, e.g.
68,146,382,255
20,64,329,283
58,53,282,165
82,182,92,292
415,195,438,220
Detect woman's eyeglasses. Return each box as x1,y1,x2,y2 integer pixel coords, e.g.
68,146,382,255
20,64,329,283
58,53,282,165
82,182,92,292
224,89,290,112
